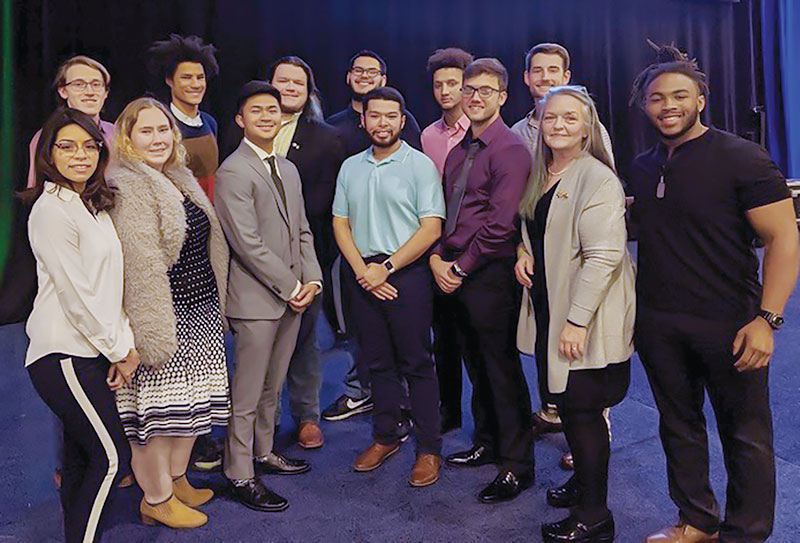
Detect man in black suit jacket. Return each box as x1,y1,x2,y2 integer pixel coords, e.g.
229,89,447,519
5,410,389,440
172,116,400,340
269,56,346,448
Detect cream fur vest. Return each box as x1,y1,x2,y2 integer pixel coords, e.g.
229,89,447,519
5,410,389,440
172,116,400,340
107,158,228,369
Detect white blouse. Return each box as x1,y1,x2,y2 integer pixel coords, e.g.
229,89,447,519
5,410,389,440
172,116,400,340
25,182,135,367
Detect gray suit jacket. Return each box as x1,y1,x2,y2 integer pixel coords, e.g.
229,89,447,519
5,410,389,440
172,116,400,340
215,141,322,320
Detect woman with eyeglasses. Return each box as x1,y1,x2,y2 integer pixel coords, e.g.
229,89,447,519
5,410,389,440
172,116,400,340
515,86,635,543
106,97,230,529
20,108,140,543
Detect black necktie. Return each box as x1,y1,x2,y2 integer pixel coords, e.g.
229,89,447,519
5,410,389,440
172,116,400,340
265,155,287,209
443,141,481,238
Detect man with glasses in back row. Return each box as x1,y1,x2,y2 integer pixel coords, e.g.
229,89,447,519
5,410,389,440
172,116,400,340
431,58,534,504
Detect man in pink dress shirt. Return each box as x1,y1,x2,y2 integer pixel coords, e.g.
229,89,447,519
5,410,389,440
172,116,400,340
27,56,114,188
420,47,474,175
420,47,474,436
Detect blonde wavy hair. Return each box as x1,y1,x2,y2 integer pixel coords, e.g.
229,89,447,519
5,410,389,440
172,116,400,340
112,97,187,169
519,85,615,219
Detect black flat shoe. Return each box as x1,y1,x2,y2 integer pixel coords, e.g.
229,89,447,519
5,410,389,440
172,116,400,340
478,469,534,503
542,513,614,542
229,478,289,512
256,452,311,475
547,475,582,508
532,411,564,436
445,445,496,468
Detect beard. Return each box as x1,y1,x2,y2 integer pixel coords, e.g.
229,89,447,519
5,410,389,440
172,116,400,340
656,106,700,141
369,130,401,148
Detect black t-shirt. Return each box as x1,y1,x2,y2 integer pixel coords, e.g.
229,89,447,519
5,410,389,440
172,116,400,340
629,127,790,321
325,105,422,158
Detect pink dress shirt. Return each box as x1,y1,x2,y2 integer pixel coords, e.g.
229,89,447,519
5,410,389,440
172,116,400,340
420,113,471,175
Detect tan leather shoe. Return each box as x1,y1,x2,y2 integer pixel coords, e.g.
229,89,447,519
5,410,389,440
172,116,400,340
646,522,719,542
353,442,400,472
173,474,214,507
408,453,442,487
140,495,207,528
298,422,324,449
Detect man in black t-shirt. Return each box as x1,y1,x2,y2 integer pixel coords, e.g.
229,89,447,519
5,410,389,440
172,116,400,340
628,44,797,543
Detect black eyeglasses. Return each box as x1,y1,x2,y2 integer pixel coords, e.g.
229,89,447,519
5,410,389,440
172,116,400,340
350,67,383,78
53,140,103,156
63,79,106,92
462,85,503,98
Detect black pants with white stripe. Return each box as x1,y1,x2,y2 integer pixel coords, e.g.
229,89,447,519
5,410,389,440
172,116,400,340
28,354,130,543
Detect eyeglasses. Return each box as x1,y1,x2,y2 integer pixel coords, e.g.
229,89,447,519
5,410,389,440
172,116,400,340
53,140,103,156
63,79,106,92
350,67,383,78
462,85,503,98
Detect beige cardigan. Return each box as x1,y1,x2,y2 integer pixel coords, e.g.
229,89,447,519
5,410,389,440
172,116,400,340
106,157,229,369
517,153,635,394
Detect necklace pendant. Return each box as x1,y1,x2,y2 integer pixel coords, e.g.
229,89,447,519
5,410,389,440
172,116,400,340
656,179,666,199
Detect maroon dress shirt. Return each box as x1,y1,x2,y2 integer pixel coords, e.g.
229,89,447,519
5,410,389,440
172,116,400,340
435,117,531,274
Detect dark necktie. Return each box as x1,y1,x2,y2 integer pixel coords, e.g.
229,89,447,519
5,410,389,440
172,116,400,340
443,141,481,238
265,155,287,210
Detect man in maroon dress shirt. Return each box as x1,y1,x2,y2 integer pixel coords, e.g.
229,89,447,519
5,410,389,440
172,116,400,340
430,58,534,503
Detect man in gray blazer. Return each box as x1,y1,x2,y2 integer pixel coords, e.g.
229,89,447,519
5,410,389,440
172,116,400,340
215,81,322,512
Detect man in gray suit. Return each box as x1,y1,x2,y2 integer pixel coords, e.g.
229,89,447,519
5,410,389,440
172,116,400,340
215,81,322,512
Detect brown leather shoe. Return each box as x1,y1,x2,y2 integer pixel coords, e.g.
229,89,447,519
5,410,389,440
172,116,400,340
408,453,442,487
298,422,324,449
353,442,400,472
646,522,719,542
559,452,574,470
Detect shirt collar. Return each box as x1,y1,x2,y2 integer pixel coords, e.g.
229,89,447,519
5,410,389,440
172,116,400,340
437,113,470,134
363,140,411,165
525,108,539,129
44,180,78,202
243,137,276,162
463,116,504,148
170,103,203,127
280,112,302,128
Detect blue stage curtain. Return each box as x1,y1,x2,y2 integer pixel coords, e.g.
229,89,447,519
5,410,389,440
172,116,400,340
761,0,800,177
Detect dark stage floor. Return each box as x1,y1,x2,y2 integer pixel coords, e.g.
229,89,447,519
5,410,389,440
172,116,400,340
1,248,799,542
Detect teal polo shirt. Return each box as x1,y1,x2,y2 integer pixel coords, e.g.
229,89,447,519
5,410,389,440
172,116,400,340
333,140,445,258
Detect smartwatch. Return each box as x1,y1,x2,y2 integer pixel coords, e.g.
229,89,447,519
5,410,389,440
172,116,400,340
757,309,785,330
382,259,396,275
451,262,468,278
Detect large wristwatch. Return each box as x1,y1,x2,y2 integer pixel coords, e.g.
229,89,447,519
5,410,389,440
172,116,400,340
757,309,785,330
451,262,468,278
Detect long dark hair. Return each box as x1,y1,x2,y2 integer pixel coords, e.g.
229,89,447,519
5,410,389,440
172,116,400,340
19,107,115,212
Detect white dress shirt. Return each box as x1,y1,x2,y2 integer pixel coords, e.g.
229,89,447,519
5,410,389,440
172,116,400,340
241,138,322,298
25,182,135,366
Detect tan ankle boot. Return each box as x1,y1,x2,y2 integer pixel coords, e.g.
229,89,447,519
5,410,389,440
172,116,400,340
140,495,208,528
173,474,214,507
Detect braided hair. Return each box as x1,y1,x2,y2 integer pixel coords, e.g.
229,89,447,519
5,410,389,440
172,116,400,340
147,34,219,81
629,40,709,107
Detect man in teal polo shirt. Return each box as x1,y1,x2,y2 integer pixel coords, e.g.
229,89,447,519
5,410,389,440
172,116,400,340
332,87,445,487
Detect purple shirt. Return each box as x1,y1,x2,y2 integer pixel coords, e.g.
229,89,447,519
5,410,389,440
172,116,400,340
27,119,115,189
420,113,471,175
435,117,531,274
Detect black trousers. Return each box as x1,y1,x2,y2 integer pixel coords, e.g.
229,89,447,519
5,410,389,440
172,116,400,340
432,293,464,424
344,257,442,454
450,257,533,474
636,308,775,543
28,354,130,543
555,361,630,524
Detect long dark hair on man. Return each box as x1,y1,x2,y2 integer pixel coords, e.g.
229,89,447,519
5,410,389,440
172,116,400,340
19,107,115,213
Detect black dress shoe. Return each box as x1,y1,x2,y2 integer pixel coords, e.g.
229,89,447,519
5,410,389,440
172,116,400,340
229,478,289,512
542,513,614,542
532,410,564,436
547,475,582,508
445,445,496,467
256,452,311,475
478,469,534,503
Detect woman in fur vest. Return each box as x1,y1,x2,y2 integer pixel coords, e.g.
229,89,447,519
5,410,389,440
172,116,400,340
107,97,230,529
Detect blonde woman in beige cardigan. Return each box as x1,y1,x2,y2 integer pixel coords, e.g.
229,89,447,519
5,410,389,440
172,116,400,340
107,98,230,529
515,86,635,543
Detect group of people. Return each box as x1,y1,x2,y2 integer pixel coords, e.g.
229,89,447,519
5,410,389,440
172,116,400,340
20,32,798,543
